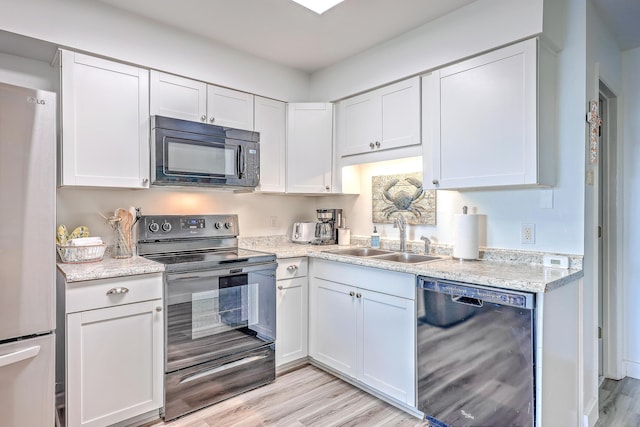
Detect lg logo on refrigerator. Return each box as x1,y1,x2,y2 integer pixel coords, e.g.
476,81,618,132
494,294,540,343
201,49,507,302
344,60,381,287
26,96,46,105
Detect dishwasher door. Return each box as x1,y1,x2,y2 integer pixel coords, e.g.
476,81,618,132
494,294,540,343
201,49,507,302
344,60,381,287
417,277,535,427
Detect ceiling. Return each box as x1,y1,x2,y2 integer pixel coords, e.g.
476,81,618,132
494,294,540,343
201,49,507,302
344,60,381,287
593,0,640,51
94,0,478,73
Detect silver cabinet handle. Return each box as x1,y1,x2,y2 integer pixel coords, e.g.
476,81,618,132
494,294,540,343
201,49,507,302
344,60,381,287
325,186,330,191
432,179,439,185
142,178,149,185
209,116,215,123
106,287,129,295
349,291,355,297
200,114,207,122
156,306,162,312
369,142,375,149
375,141,381,148
278,285,284,290
356,293,362,298
286,265,298,272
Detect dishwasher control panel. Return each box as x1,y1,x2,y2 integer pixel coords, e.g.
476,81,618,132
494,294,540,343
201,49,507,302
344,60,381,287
417,277,534,309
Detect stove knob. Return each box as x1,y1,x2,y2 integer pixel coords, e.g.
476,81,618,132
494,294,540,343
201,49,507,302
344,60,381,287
161,222,172,232
214,222,222,229
224,222,233,229
148,222,160,233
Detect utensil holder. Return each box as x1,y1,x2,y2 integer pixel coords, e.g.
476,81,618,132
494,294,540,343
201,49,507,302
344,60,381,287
108,217,132,258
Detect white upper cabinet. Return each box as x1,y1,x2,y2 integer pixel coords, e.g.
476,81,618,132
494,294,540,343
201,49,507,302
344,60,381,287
149,70,206,122
286,103,333,194
337,76,421,157
150,70,254,130
60,50,150,188
254,96,286,193
424,38,555,190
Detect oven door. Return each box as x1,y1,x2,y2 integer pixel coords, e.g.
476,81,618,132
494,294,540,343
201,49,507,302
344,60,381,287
164,262,276,373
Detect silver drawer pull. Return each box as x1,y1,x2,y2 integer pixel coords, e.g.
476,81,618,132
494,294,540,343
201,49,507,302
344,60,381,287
106,287,129,295
286,265,298,272
277,285,284,290
156,306,162,312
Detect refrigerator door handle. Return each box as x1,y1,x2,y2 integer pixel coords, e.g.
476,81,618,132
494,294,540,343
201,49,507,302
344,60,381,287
0,345,40,368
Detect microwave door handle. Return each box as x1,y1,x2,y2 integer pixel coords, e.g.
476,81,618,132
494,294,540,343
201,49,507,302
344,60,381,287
237,145,244,179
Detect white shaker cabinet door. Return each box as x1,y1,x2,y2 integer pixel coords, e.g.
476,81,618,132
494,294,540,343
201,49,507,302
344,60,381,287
206,85,254,130
254,96,286,193
358,289,415,405
310,278,357,377
425,38,544,190
286,103,333,194
66,299,163,427
150,70,207,122
276,276,308,367
60,50,149,188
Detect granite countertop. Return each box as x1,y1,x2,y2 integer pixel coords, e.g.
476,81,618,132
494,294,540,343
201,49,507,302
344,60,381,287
241,239,584,294
57,255,165,283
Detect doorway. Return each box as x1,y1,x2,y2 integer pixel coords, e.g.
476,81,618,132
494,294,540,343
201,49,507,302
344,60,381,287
597,80,622,381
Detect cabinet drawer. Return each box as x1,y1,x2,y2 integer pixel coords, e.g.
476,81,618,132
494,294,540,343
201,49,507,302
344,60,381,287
277,257,308,279
66,273,163,314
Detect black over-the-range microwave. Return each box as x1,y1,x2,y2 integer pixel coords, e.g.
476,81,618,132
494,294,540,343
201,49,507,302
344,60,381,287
151,115,260,189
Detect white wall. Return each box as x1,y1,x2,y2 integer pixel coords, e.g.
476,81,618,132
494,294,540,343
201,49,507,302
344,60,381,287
0,51,56,91
622,47,640,378
0,0,309,102
310,0,544,101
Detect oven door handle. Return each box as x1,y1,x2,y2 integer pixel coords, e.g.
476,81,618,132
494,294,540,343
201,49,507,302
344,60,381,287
179,354,268,384
167,263,276,281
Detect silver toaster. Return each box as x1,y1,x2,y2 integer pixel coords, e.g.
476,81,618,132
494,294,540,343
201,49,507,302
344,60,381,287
291,222,317,243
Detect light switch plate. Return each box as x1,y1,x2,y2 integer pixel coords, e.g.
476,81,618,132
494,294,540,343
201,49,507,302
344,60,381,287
543,254,569,269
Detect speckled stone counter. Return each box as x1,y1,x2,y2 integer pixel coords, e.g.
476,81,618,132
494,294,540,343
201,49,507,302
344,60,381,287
57,255,165,283
240,235,583,294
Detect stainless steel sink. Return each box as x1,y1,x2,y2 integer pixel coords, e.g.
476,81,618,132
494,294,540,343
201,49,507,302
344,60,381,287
324,248,393,257
369,252,443,264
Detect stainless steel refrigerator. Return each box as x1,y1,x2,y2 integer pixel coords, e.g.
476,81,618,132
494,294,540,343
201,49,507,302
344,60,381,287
0,82,56,426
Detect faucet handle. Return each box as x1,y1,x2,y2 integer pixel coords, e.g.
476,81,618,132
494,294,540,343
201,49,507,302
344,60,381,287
420,235,431,243
420,235,431,253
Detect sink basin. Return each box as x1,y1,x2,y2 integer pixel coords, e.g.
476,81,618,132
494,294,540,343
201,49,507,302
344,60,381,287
325,248,393,257
369,252,443,264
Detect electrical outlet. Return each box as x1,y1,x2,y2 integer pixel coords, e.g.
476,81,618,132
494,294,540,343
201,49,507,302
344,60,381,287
269,216,278,228
521,223,535,244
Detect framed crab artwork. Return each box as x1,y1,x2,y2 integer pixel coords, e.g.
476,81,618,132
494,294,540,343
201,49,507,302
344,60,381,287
372,172,436,225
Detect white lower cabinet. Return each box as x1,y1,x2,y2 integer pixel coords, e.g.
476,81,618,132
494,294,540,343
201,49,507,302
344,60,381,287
276,258,308,367
309,259,415,407
61,273,164,427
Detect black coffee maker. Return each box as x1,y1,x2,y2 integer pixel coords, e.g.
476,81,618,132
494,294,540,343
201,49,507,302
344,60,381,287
313,209,342,245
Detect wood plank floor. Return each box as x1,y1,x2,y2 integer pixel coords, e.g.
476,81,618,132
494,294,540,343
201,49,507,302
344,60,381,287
595,376,640,427
150,365,429,427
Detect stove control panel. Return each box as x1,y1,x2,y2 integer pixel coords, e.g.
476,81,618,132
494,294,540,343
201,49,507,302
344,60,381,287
138,214,239,241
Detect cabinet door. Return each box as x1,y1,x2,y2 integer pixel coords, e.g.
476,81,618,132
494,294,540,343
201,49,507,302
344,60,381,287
358,290,415,405
60,50,149,188
206,85,254,130
254,96,286,192
276,277,308,367
66,300,163,427
427,39,537,189
150,70,207,122
338,92,379,156
286,103,333,194
379,76,421,151
337,76,420,157
310,278,356,376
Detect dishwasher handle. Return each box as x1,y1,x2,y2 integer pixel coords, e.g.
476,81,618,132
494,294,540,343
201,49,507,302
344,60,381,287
418,276,534,310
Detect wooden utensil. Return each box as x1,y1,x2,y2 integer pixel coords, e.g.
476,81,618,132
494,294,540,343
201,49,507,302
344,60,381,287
115,208,134,250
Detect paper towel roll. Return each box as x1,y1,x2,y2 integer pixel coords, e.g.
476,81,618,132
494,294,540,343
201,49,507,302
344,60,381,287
338,228,351,246
453,214,479,260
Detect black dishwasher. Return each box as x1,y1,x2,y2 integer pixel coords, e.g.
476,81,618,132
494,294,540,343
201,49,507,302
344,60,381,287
417,276,535,427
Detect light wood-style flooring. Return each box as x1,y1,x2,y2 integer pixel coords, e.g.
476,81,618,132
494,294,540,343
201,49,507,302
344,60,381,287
148,364,640,427
596,376,640,427
151,365,428,427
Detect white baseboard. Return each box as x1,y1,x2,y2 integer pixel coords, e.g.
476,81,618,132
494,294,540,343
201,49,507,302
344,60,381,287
583,396,598,427
625,360,640,379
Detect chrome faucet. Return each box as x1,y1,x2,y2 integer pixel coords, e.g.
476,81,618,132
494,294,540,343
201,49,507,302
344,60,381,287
394,215,407,252
420,235,431,254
